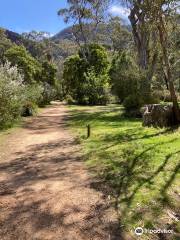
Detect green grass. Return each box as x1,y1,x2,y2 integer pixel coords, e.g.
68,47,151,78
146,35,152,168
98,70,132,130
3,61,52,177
68,104,180,239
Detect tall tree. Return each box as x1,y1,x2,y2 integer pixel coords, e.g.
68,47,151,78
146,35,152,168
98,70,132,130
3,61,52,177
58,0,110,50
119,0,159,96
145,0,180,122
122,0,180,122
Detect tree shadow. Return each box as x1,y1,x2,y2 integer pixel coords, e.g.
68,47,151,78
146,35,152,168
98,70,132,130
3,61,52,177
0,136,124,239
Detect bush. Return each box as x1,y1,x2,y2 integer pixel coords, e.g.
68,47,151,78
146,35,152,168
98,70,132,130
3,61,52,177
39,82,56,106
0,62,25,128
123,94,144,117
123,95,144,110
21,84,43,116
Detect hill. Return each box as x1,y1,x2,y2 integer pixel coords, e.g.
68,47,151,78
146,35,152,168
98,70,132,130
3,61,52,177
52,26,74,41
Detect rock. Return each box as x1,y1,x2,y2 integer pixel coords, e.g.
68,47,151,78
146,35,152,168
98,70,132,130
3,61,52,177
141,104,174,128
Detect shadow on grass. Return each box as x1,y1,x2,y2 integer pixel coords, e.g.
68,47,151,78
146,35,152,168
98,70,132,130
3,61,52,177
69,107,180,239
68,108,140,125
89,140,179,239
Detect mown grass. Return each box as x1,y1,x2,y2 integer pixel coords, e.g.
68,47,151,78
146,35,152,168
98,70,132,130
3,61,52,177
68,104,180,239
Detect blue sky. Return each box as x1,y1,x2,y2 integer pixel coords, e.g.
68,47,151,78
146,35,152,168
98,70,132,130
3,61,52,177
0,0,129,35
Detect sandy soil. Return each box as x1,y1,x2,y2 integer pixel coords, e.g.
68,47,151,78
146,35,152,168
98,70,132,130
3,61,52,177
0,102,121,240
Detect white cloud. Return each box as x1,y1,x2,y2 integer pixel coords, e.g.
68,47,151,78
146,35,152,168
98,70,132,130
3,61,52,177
109,5,130,18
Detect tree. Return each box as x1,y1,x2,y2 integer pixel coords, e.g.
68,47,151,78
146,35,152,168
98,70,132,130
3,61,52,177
63,43,109,105
5,45,41,84
143,0,180,122
0,28,13,61
155,1,180,122
41,61,57,86
58,0,110,51
121,0,180,122
109,51,140,102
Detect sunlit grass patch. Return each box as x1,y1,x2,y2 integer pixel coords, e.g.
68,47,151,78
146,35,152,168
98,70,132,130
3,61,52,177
68,104,180,239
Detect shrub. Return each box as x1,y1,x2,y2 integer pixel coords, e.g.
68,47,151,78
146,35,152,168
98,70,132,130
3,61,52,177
123,94,144,117
123,95,144,111
22,84,43,116
0,62,25,128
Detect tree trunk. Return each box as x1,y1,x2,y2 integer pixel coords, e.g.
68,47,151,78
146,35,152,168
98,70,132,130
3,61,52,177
129,6,152,97
158,16,180,123
129,7,149,70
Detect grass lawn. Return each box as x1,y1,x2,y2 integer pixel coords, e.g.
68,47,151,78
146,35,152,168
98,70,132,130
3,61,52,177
68,104,180,239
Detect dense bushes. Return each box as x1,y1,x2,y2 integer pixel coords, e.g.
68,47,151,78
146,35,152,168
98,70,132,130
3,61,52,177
0,62,53,128
110,51,161,115
63,44,110,105
123,94,143,111
22,83,43,116
0,62,25,128
0,41,60,129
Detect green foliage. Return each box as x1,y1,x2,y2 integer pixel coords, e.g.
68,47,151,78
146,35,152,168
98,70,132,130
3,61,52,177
4,46,58,106
41,61,57,86
109,51,140,103
79,44,109,75
0,62,25,128
5,45,41,84
63,44,110,105
63,54,81,99
123,94,144,111
0,62,44,128
107,17,132,51
0,28,13,60
83,68,110,105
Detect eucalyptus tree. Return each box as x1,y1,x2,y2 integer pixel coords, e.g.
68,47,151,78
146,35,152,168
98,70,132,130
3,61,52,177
121,0,180,122
58,0,111,52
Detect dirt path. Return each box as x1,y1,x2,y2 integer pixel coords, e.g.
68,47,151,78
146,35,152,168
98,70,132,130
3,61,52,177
0,103,120,240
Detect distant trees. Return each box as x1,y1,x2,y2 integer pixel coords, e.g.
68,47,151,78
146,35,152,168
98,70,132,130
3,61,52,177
0,29,13,60
107,17,132,52
41,61,57,86
63,44,109,105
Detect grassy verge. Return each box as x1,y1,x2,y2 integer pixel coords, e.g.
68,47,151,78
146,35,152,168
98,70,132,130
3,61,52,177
68,104,180,240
